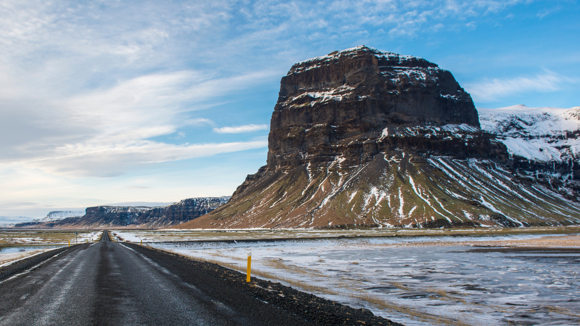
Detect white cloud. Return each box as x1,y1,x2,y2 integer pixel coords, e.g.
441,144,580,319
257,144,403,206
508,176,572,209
213,124,269,134
465,72,574,102
184,118,215,127
0,69,273,177
22,140,268,178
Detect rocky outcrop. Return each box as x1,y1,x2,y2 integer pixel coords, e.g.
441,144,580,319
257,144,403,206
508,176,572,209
177,46,580,229
19,197,230,229
267,46,481,170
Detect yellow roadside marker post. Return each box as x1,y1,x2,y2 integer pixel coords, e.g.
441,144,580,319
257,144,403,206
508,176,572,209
140,240,142,246
246,252,252,283
68,239,70,247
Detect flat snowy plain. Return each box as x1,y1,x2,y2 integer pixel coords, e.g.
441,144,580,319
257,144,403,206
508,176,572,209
114,228,580,326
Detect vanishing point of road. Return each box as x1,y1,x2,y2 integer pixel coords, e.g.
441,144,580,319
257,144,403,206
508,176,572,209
0,231,400,326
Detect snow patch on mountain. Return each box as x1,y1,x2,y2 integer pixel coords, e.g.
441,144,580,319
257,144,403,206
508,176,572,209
33,211,85,223
479,105,580,163
294,45,418,68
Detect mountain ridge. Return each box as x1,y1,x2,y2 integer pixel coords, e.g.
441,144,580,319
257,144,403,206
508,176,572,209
14,197,230,229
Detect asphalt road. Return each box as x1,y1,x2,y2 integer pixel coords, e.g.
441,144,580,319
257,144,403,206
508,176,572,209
0,231,400,326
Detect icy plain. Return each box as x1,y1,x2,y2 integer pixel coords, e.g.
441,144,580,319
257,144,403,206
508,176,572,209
114,230,580,325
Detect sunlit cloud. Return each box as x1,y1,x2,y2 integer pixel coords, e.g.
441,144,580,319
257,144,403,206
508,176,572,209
184,118,214,127
465,72,574,102
24,139,268,178
213,124,269,134
0,68,275,177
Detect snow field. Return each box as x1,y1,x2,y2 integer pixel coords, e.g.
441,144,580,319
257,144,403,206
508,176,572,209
479,105,580,163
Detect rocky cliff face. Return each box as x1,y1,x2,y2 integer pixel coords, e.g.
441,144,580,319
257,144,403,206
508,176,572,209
267,46,481,170
21,197,230,229
177,46,580,229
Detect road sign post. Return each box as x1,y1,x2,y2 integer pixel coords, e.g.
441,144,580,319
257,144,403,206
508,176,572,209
246,252,252,283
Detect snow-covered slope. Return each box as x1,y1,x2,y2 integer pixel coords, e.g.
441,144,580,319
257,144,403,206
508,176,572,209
479,105,580,163
33,211,85,223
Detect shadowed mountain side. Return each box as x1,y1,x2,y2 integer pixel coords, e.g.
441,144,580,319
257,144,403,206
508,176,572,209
175,153,580,229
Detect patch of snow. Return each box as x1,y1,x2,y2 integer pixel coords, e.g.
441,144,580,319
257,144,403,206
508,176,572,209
479,105,580,163
292,45,418,69
33,211,85,223
348,191,358,203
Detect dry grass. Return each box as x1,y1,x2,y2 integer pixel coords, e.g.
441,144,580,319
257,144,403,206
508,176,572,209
333,233,580,250
0,230,95,246
262,257,328,278
545,306,580,318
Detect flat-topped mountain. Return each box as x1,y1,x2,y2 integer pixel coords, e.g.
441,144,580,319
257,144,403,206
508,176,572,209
177,46,580,229
268,45,481,170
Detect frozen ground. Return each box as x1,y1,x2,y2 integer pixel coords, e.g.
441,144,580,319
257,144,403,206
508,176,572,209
116,230,580,326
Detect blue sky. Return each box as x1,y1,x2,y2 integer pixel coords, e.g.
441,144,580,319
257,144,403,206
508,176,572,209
1,0,578,218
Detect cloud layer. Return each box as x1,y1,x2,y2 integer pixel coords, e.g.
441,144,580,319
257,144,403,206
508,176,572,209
213,124,269,134
466,72,575,102
7,0,529,178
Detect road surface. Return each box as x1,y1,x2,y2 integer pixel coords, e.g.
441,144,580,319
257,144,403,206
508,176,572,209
0,231,399,326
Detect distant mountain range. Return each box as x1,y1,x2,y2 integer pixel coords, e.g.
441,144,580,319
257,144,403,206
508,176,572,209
14,197,230,229
176,46,580,229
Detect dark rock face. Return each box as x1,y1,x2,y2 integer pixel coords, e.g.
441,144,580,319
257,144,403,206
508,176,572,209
268,46,480,170
20,197,230,229
130,198,231,226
